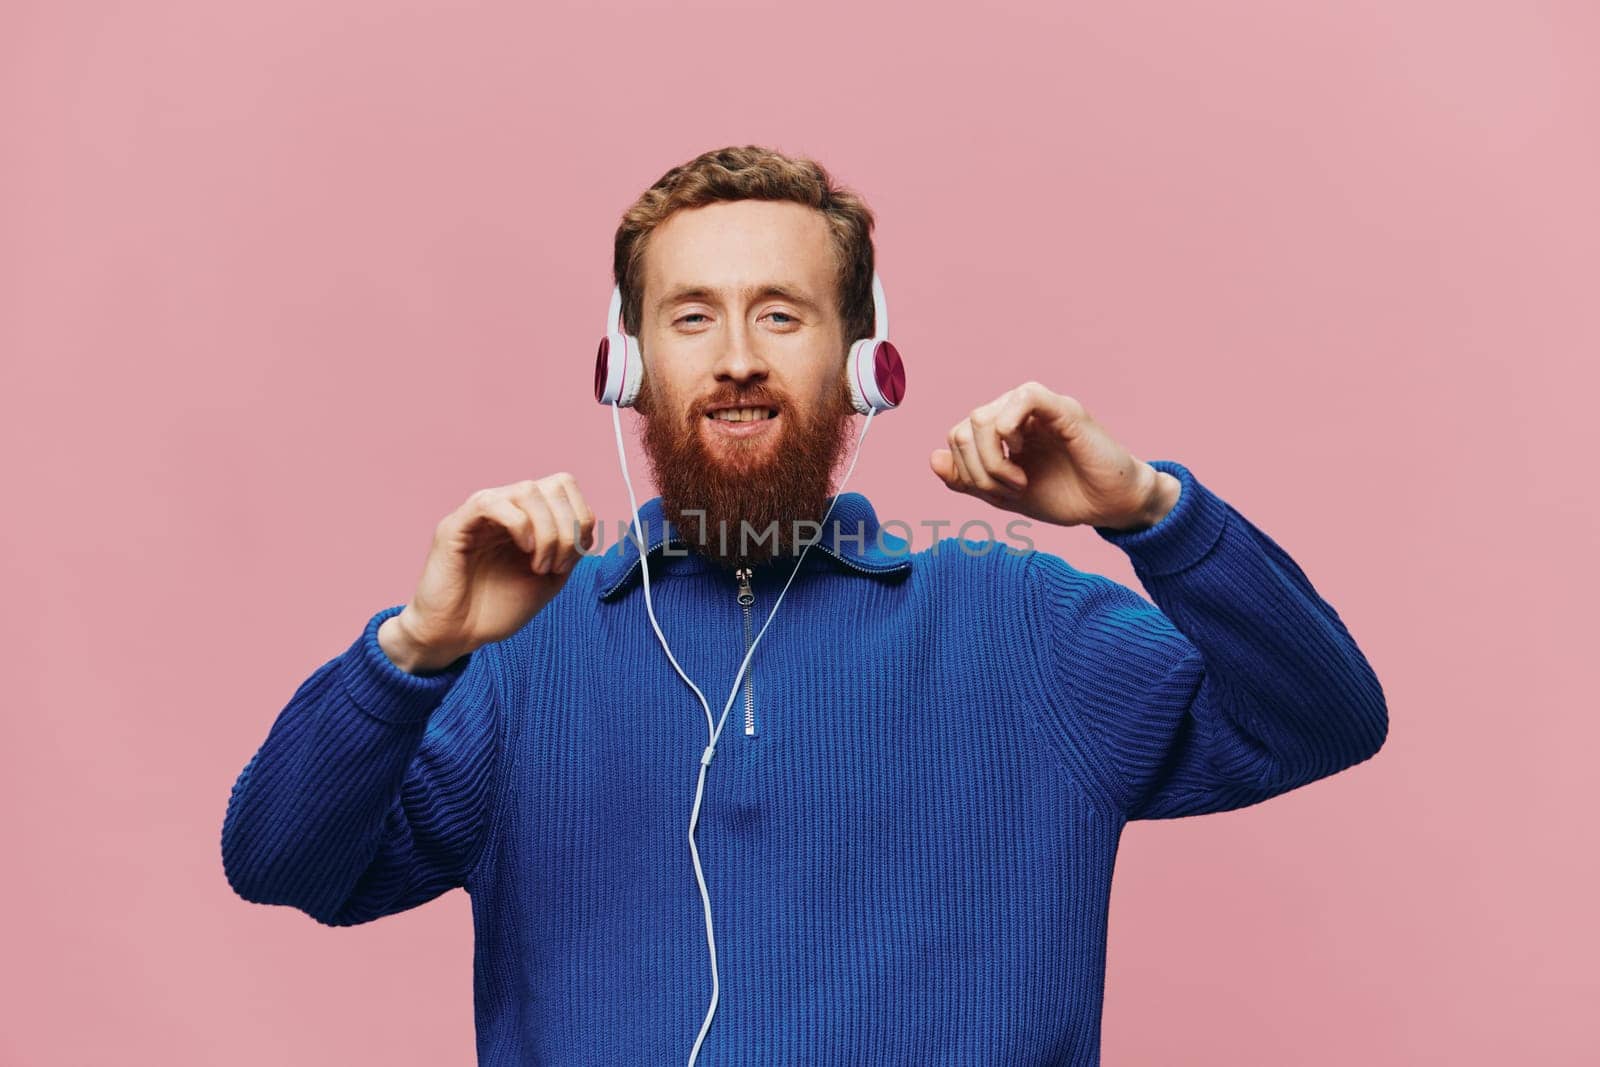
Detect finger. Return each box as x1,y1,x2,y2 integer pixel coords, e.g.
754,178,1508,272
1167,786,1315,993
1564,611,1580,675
991,398,1034,461
1026,382,1088,436
950,419,1004,495
968,403,1028,492
929,447,959,486
555,474,598,553
543,488,581,572
512,486,562,574
944,424,976,492
997,411,1036,459
471,490,537,556
539,474,596,570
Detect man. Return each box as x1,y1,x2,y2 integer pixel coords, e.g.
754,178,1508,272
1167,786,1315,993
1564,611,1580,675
222,145,1388,1066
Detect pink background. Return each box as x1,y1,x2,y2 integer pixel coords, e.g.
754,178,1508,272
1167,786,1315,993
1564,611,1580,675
4,1,1596,1063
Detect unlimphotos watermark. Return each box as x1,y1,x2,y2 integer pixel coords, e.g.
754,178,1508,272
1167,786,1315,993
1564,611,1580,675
572,511,1037,559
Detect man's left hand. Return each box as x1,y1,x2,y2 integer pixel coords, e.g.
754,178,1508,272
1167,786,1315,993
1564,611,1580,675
929,381,1181,532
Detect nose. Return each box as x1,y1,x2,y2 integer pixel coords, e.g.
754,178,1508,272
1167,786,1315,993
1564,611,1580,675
710,314,770,387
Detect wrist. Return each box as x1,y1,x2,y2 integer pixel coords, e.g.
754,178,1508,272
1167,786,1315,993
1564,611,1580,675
1105,465,1182,533
379,610,466,675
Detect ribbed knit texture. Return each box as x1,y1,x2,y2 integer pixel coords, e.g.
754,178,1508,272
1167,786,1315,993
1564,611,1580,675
221,459,1387,1065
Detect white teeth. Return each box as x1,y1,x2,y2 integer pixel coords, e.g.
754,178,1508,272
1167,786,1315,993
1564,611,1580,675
709,407,774,422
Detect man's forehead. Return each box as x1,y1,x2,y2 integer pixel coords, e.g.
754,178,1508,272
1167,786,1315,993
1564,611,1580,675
642,202,836,304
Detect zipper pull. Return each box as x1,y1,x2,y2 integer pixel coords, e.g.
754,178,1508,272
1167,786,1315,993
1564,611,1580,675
735,567,758,738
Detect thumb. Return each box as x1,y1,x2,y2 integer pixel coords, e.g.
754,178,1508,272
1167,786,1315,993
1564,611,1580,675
929,448,957,485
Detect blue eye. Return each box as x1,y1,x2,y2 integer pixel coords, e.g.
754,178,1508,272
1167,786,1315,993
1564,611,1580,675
676,311,796,327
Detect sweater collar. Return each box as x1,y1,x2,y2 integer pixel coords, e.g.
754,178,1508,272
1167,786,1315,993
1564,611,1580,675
595,491,912,601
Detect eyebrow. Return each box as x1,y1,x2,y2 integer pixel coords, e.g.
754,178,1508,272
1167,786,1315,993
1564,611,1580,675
654,283,823,318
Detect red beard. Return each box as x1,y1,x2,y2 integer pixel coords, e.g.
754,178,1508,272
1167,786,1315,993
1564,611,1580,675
636,374,856,570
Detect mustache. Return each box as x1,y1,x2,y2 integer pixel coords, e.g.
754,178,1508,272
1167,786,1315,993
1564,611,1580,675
697,385,785,415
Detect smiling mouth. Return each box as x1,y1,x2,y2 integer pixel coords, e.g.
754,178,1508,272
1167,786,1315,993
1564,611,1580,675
705,407,779,423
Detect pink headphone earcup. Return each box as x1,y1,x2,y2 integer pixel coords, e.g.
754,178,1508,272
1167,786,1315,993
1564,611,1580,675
847,338,906,413
593,337,611,403
873,340,906,406
595,333,642,406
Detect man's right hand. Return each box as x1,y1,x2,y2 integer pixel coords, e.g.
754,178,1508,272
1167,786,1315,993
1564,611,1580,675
379,473,597,674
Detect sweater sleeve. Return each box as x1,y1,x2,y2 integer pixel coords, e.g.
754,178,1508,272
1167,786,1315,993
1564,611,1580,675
221,604,501,925
1024,459,1388,821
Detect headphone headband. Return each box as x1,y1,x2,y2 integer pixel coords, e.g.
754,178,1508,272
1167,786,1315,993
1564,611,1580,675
870,272,888,338
606,286,624,334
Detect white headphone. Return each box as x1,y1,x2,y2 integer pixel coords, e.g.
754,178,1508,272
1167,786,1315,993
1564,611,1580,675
597,270,907,1066
594,272,907,414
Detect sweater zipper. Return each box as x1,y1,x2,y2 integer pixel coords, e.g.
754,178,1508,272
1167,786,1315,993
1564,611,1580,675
736,566,757,736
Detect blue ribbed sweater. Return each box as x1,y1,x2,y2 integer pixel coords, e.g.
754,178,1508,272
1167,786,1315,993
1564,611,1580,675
221,459,1387,1065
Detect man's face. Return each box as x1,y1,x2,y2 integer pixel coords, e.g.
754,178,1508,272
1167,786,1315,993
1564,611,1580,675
633,198,857,570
